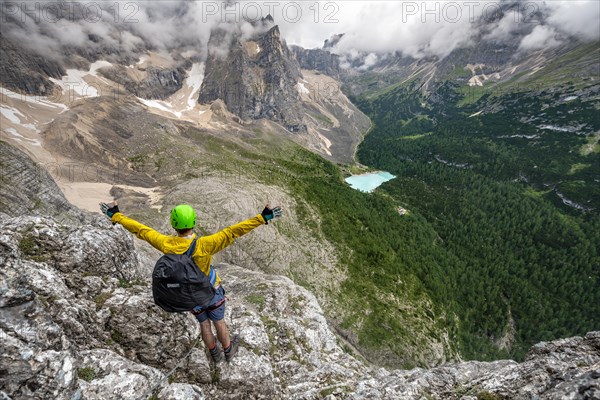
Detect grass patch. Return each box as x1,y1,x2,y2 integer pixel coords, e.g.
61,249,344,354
110,329,124,344
477,391,504,400
94,291,112,310
118,278,132,288
457,84,493,106
18,236,36,255
399,132,433,140
77,367,96,382
524,187,551,198
18,234,50,262
246,293,266,310
117,278,145,288
211,367,221,383
580,133,600,155
568,163,590,175
127,153,147,171
154,157,166,171
310,112,334,126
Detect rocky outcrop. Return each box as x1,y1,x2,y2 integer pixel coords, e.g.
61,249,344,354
290,46,341,77
0,34,64,96
1,214,598,400
99,66,187,100
199,24,305,132
323,34,345,49
0,141,84,224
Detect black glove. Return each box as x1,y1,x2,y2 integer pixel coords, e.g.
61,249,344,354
100,202,120,219
261,205,283,225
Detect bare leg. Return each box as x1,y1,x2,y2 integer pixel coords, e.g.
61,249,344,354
200,319,216,349
213,319,230,349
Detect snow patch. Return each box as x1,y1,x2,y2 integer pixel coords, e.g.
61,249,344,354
1,106,23,124
137,98,182,118
538,124,577,133
89,61,112,76
1,106,39,132
556,191,593,212
137,55,149,65
185,63,204,109
50,60,113,97
434,155,470,169
317,132,332,156
3,127,42,146
468,76,483,87
466,63,485,75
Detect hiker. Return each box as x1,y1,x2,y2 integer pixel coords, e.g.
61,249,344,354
99,201,283,362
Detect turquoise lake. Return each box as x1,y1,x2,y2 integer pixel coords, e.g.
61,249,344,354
344,171,396,193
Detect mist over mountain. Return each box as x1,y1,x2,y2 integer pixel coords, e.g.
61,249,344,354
3,1,598,67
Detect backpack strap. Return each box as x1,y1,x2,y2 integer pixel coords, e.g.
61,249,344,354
184,236,217,286
185,236,199,256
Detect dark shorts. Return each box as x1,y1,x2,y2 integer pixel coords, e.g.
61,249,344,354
193,286,226,323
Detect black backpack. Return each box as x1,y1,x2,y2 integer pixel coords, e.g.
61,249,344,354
152,237,216,312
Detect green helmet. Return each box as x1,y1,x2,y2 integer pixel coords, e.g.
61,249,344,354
170,204,196,229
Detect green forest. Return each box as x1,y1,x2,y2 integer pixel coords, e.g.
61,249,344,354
346,80,600,360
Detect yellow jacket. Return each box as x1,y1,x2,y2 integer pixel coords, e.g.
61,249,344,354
111,212,266,287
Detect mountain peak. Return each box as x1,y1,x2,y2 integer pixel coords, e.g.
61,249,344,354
199,22,304,132
324,33,345,49
263,14,274,25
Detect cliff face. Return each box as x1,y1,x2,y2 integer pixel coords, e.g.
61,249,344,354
289,45,341,78
0,34,64,96
99,65,188,100
199,25,305,132
0,141,84,223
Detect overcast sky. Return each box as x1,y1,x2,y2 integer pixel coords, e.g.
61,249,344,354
2,0,598,62
277,0,599,56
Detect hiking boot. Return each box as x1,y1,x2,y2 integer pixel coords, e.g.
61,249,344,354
224,335,240,362
209,343,223,363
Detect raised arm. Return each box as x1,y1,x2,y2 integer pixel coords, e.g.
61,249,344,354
200,206,283,255
200,214,265,255
111,213,170,252
101,202,170,252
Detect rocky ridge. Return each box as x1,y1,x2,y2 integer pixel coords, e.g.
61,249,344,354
1,213,599,400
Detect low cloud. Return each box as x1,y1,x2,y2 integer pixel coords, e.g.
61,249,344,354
0,0,597,66
518,25,561,51
277,1,599,60
0,0,255,63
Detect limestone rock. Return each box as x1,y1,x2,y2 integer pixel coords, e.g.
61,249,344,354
99,65,187,100
1,214,598,400
0,141,84,224
289,46,341,77
0,34,64,96
157,383,205,400
199,24,305,132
